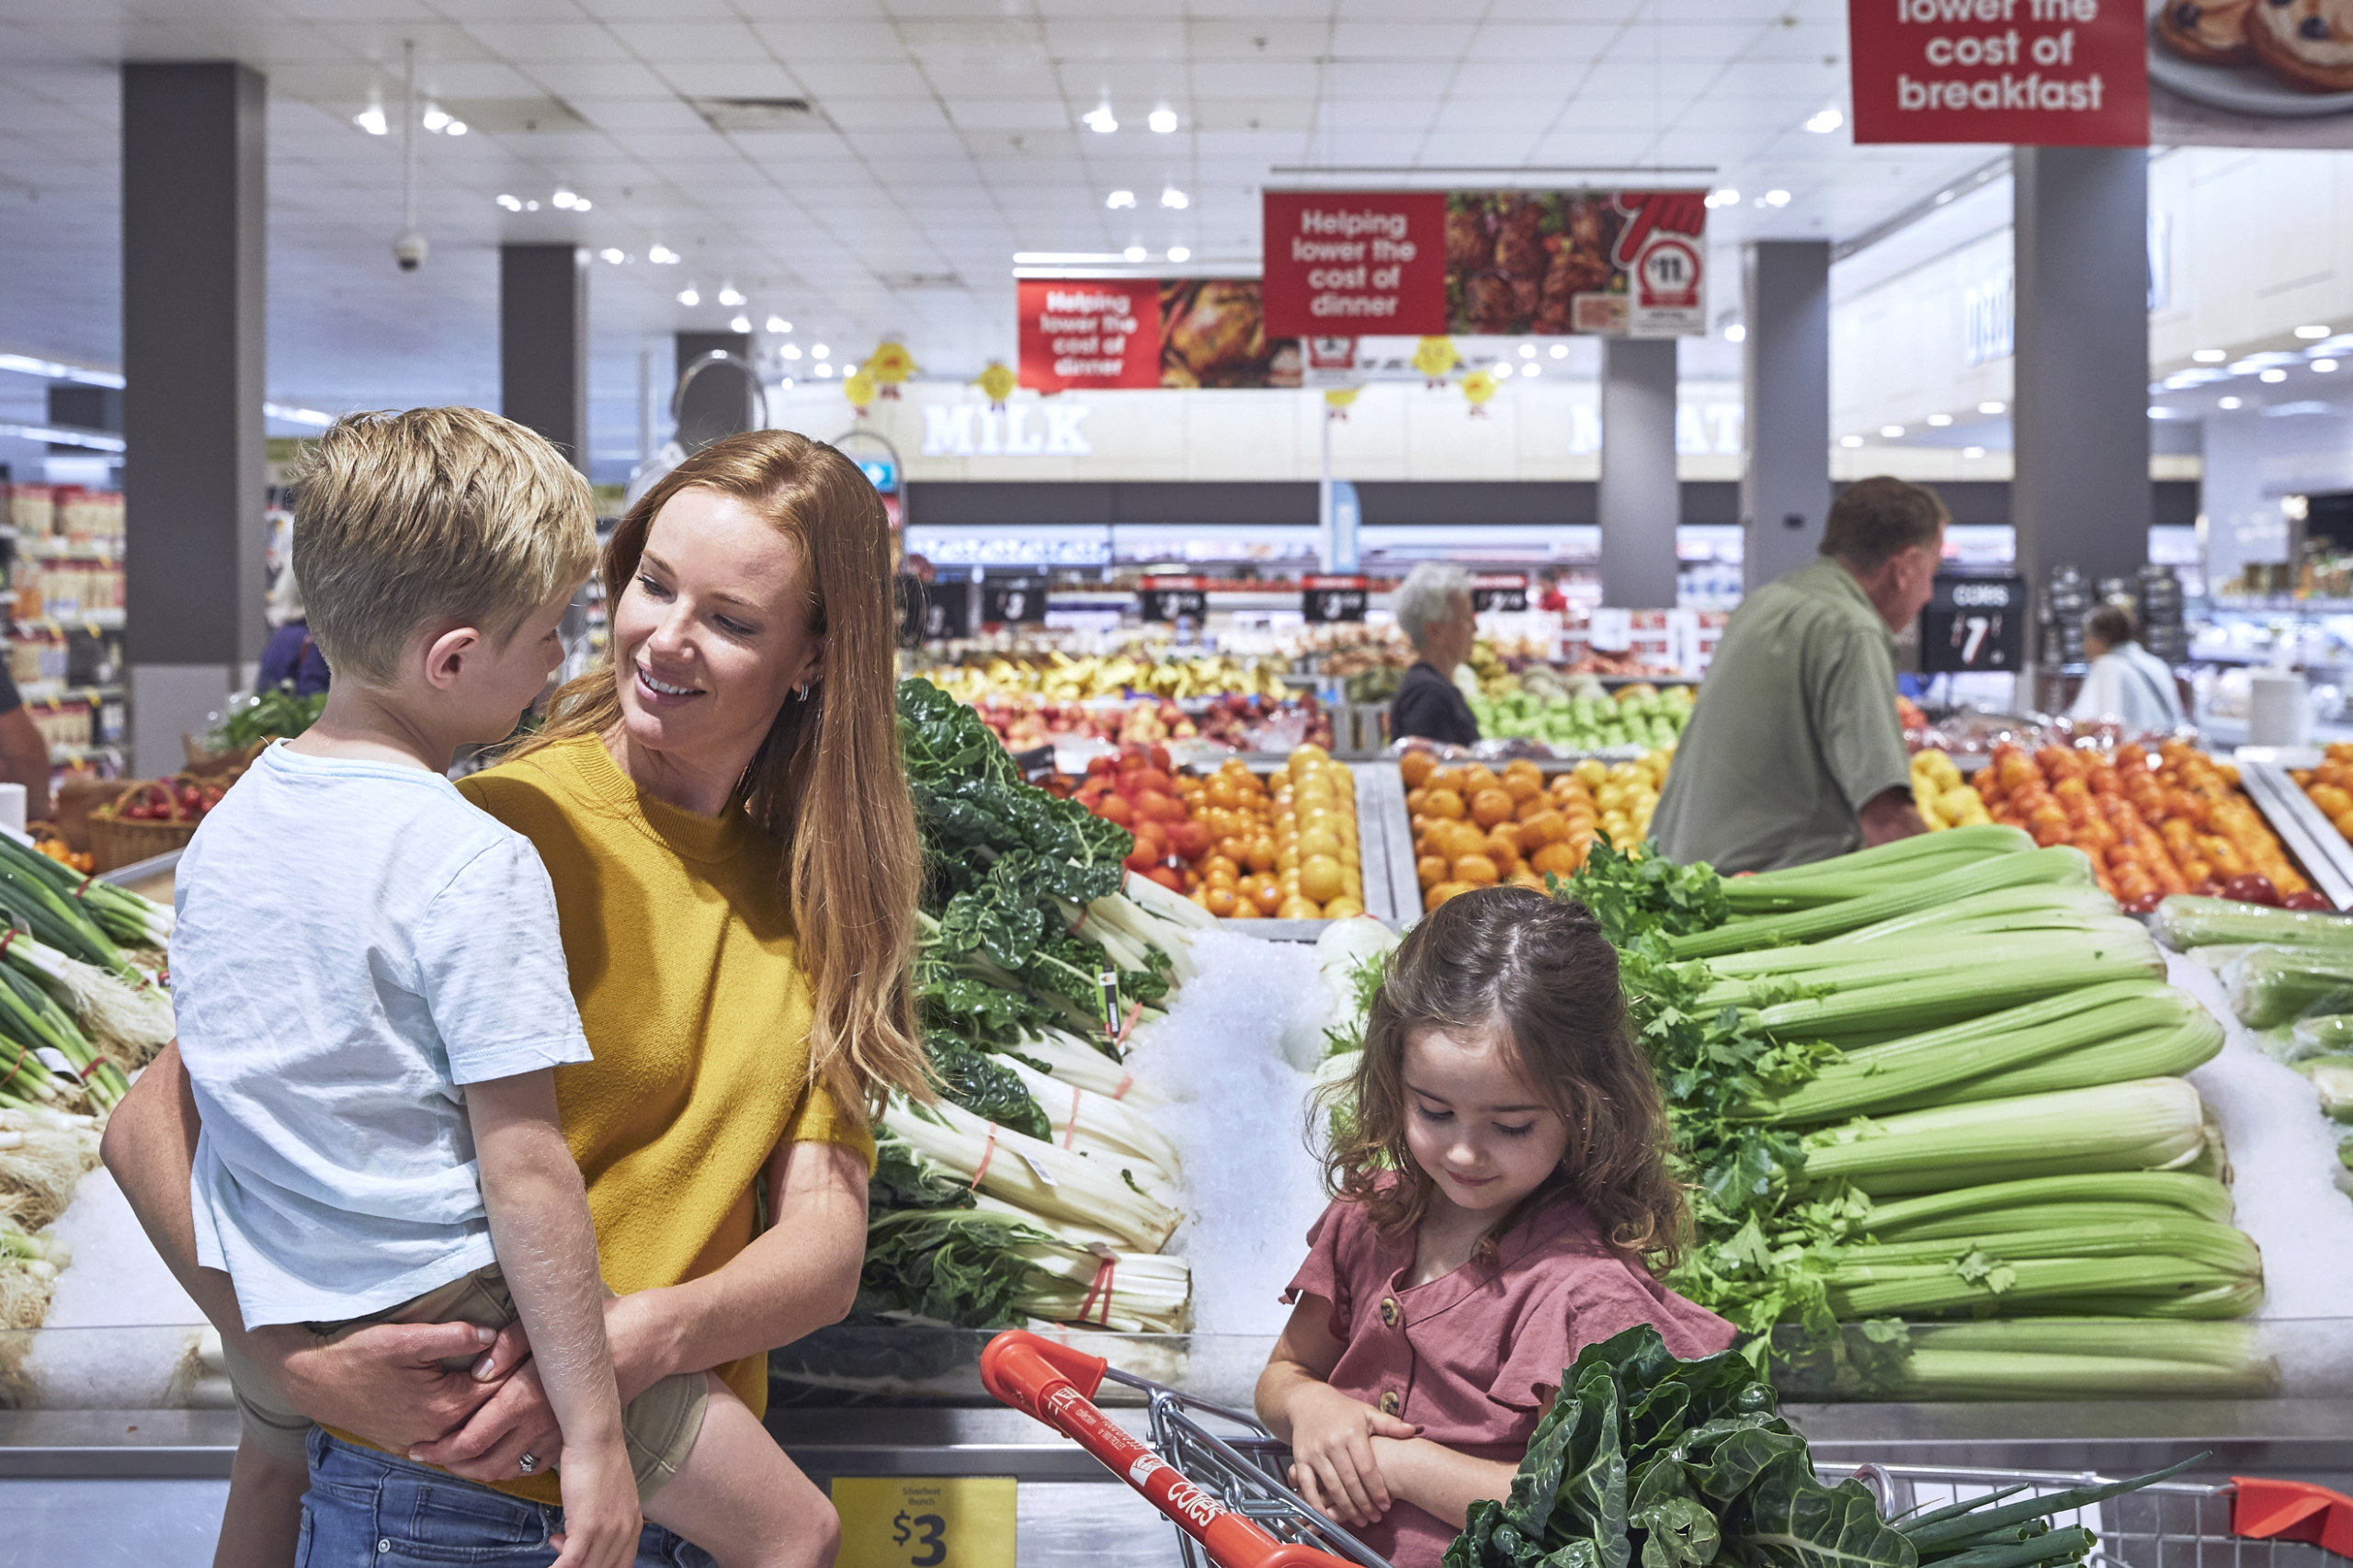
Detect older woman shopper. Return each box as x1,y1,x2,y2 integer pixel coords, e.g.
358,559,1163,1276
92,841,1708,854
1389,562,1481,747
101,430,928,1568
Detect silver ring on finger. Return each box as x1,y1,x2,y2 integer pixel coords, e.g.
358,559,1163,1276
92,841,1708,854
517,1451,539,1475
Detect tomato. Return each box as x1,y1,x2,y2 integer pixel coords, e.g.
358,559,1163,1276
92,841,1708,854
2222,873,2281,906
2121,891,2165,915
2282,890,2338,912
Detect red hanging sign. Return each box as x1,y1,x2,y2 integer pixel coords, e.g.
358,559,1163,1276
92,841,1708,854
1260,191,1447,338
1847,0,2149,146
1017,278,1161,393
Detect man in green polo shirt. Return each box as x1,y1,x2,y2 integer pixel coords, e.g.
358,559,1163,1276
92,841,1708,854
1653,476,1947,873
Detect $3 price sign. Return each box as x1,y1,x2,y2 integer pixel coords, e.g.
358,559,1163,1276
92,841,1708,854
832,1477,1017,1568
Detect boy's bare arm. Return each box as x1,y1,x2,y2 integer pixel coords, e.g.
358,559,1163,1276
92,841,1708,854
463,1073,627,1458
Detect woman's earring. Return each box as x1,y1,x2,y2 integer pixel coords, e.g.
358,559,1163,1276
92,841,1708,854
795,683,811,701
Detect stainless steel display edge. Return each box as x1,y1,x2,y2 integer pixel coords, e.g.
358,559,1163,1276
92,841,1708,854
17,1403,2347,1483
97,846,182,887
2236,757,2353,910
1358,760,1421,923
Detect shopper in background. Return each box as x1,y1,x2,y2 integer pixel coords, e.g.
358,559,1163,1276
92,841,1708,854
2070,603,2186,733
1390,562,1481,747
256,564,332,698
1257,889,1731,1568
1535,568,1570,613
104,428,922,1568
0,666,53,824
1653,475,1947,872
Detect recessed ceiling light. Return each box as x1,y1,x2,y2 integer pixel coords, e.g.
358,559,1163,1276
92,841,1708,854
1549,344,1567,359
677,286,700,306
1123,244,1146,262
1962,446,1985,459
571,197,589,210
729,314,750,334
1518,344,1536,358
599,247,624,264
1839,435,1863,448
353,106,388,136
552,188,578,210
1160,187,1188,210
1704,187,1739,208
1763,189,1791,207
1927,413,1952,426
1804,107,1843,133
1107,189,1136,210
815,363,834,378
2315,358,2340,373
422,106,449,132
2148,406,2174,418
1722,324,1745,343
2296,324,2332,338
813,345,829,358
1148,108,1177,133
1166,245,1190,263
1978,400,2005,414
2192,348,2226,362
718,285,745,306
525,200,540,211
781,344,802,360
648,244,679,265
766,315,790,334
445,119,466,136
844,362,858,376
2218,395,2243,409
1083,107,1117,133
1523,363,1541,377
2260,368,2288,382
496,194,522,211
1881,424,1904,437
1495,362,1515,379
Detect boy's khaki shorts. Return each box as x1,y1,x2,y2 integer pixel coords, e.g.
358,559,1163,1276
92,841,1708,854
218,1263,709,1502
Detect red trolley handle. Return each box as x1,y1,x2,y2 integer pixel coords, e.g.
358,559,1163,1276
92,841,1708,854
980,1330,1358,1568
2232,1477,2353,1558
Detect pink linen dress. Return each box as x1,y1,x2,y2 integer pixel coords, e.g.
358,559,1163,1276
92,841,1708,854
1279,1190,1735,1568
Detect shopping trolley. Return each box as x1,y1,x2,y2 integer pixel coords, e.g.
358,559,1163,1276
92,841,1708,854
979,1330,2353,1568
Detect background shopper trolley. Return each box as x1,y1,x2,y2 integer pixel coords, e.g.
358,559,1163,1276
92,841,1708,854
979,1330,2353,1568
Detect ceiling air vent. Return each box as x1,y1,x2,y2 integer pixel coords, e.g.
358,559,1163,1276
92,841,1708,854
879,272,967,291
688,97,821,132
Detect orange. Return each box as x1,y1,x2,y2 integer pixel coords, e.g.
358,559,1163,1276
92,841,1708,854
1201,853,1241,882
1226,896,1260,919
1250,879,1284,916
1202,885,1239,917
1399,751,1437,788
1502,773,1542,804
1425,880,1472,912
1520,809,1567,846
1299,824,1341,860
1322,895,1365,918
1300,856,1345,903
1278,896,1323,920
1530,842,1579,877
1245,836,1278,872
1461,765,1498,794
1508,869,1547,892
1405,788,1428,814
1483,831,1522,870
1425,789,1466,822
1453,853,1500,886
1470,789,1515,829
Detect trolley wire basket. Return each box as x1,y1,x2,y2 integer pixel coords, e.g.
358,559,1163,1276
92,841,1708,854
978,1330,2353,1568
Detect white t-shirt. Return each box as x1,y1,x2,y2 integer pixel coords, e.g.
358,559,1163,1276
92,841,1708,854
2068,642,2186,733
175,742,593,1328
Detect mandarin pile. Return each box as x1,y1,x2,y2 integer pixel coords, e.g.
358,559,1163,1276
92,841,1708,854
1399,749,1672,913
1177,746,1365,920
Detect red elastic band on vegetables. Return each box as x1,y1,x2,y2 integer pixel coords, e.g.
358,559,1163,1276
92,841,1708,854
1108,999,1143,1049
76,1058,102,1081
71,875,94,902
970,1122,997,1189
1077,1253,1118,1327
1063,1084,1083,1151
0,930,17,960
1111,1073,1133,1101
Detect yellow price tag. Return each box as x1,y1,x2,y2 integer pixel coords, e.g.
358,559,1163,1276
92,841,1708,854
831,1476,1016,1568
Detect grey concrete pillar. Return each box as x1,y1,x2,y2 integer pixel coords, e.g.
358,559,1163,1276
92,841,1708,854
2199,406,2282,593
2013,146,2151,613
673,331,754,451
122,62,267,777
1741,241,1832,592
500,244,587,468
1597,336,1678,608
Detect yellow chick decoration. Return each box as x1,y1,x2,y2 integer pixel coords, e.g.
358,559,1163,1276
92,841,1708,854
973,360,1018,411
843,369,878,415
864,340,917,399
1323,387,1360,421
1412,335,1461,385
1461,369,1497,416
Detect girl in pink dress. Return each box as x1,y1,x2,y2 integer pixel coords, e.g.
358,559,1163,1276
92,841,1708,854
1256,887,1733,1568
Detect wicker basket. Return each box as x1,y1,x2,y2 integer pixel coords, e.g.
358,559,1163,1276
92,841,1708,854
88,778,211,872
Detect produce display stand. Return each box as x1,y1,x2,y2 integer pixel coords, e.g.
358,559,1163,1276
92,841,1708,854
2236,753,2353,912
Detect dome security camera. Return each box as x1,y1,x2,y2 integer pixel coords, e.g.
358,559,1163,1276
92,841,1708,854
393,229,428,272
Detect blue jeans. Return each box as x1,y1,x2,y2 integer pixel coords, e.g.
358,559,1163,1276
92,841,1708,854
297,1428,716,1567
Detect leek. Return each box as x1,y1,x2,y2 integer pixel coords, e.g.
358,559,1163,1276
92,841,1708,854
1667,847,2095,960
1798,1077,2208,1196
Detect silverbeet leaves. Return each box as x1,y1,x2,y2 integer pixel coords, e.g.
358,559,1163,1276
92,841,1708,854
1445,1324,2192,1568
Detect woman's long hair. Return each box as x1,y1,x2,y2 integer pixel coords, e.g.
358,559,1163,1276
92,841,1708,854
1320,887,1689,1269
517,431,927,1120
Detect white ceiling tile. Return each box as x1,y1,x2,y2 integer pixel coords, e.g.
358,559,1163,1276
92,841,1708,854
657,61,808,98
1430,98,1568,134
1324,62,1435,97
895,18,1049,67
1186,20,1329,59
1042,19,1187,57
572,0,744,18
522,60,674,98
414,62,545,97
794,61,933,97
1328,21,1475,59
749,21,904,59
917,63,1063,98
602,20,767,61
824,97,951,130
462,22,625,60
578,99,709,132
307,20,497,62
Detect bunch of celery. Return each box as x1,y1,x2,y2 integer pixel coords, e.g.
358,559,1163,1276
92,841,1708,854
1564,831,2272,1399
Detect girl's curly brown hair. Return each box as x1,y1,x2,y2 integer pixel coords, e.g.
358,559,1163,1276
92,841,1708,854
1319,886,1690,1270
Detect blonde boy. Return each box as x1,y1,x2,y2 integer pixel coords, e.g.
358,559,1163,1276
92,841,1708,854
174,409,794,1568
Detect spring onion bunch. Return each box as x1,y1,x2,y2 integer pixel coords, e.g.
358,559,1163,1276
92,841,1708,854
1561,830,2271,1399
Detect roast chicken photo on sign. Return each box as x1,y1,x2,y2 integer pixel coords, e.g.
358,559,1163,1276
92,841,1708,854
1158,278,1301,388
1444,191,1624,336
